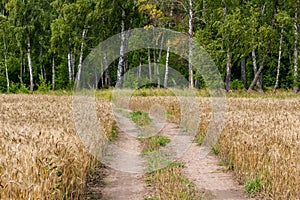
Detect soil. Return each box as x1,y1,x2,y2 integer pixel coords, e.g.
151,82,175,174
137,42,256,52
181,143,252,200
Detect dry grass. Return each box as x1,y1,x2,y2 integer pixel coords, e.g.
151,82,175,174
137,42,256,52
0,94,114,199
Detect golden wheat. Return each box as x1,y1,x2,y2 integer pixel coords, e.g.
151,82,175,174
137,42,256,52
128,96,299,199
1,94,299,199
0,94,114,199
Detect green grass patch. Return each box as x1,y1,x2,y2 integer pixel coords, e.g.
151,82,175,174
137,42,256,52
139,135,171,154
108,124,118,141
145,161,202,200
194,135,204,146
27,88,300,99
210,143,220,155
144,197,159,200
129,111,152,127
244,177,262,196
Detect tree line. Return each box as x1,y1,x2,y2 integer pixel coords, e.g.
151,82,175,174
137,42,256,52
0,0,299,93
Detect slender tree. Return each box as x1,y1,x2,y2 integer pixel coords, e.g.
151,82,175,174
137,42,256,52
294,0,299,93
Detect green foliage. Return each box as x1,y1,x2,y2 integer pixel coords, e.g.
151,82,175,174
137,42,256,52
36,75,51,92
231,79,244,90
244,177,262,196
109,124,118,141
0,75,7,92
129,111,152,127
9,82,30,94
194,135,204,146
0,0,300,94
139,135,171,154
210,143,220,155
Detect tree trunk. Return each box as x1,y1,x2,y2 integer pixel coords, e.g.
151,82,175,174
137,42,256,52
225,51,232,91
123,31,130,73
103,50,111,86
258,49,264,90
76,28,88,89
188,0,194,89
294,0,299,93
148,47,152,82
5,54,9,92
72,50,75,80
248,49,268,92
39,45,45,81
251,49,262,90
241,56,247,89
20,52,23,83
3,31,9,92
153,48,160,87
116,8,126,89
138,52,142,77
274,28,283,92
163,2,174,88
164,39,170,88
27,33,34,92
155,35,164,87
52,57,55,90
68,51,73,82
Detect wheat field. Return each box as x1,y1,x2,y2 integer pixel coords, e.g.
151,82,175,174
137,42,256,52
0,94,299,199
0,94,114,199
129,96,300,199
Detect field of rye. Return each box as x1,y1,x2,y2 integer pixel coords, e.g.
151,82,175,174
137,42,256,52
0,94,299,199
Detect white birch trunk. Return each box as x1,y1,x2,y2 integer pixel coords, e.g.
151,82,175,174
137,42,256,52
52,57,55,90
225,52,232,91
248,49,268,92
294,0,299,93
274,28,283,92
72,50,75,80
164,39,170,88
138,54,142,78
164,2,174,88
27,33,34,91
20,51,23,83
241,56,247,89
251,49,262,90
116,8,126,89
3,32,9,92
188,0,194,89
68,51,73,82
5,54,9,92
103,50,111,86
76,28,88,89
252,49,257,74
39,45,44,81
148,47,152,82
153,49,160,87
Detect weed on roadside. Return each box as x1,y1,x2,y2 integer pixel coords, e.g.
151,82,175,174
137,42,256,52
245,177,262,197
129,111,152,126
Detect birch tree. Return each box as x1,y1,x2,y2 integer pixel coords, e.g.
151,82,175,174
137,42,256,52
5,0,39,91
294,0,299,93
188,0,194,89
0,12,10,92
116,8,126,89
